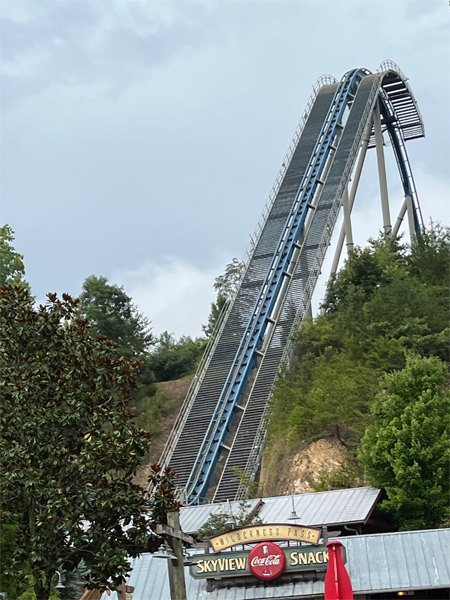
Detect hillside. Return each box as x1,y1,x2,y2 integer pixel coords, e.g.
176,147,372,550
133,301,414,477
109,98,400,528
260,227,450,529
134,378,191,488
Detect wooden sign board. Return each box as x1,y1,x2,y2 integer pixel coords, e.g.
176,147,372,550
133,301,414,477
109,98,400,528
210,523,321,552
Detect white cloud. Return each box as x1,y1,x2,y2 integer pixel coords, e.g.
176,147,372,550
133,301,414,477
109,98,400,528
112,257,224,339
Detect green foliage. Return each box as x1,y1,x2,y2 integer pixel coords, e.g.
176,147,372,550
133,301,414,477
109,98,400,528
0,286,153,600
148,465,181,526
197,501,262,541
147,331,206,382
79,275,153,361
203,258,245,337
310,456,365,492
291,351,378,446
268,227,450,445
359,354,450,530
230,467,261,499
0,520,32,598
407,221,450,287
133,388,178,437
202,293,227,338
266,224,450,507
0,225,30,290
214,258,245,300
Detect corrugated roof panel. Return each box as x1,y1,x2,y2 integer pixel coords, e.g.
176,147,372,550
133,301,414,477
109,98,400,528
256,487,381,528
180,499,261,534
366,531,389,591
344,535,370,590
383,531,410,590
420,529,449,587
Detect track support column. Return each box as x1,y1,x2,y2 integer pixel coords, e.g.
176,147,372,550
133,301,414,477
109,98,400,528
329,117,372,278
373,100,392,235
392,195,416,243
342,187,354,251
405,194,416,243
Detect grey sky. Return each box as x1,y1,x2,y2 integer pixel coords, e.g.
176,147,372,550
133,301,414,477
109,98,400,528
1,0,449,338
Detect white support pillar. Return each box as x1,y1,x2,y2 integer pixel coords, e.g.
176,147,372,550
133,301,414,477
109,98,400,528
305,302,312,320
373,100,392,235
405,194,416,243
392,195,416,244
329,118,372,278
392,197,407,238
342,187,354,251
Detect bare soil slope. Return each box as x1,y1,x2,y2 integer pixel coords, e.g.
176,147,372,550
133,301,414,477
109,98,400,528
259,438,349,496
134,378,191,488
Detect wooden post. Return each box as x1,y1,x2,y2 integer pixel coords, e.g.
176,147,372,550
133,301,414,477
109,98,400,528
117,579,135,600
167,511,187,600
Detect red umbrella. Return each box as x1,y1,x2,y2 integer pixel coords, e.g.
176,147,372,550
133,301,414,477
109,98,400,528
324,540,353,600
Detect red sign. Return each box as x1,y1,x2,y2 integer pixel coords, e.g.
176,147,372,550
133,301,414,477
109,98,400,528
324,541,353,600
248,541,286,580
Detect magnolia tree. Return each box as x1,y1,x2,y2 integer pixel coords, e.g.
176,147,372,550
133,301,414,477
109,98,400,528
0,286,154,599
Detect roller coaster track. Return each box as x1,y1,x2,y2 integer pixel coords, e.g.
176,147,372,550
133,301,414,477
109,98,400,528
156,62,425,505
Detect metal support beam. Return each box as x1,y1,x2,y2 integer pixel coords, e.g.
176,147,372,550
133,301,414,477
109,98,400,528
342,187,354,251
392,197,407,238
392,194,415,243
305,302,312,320
373,100,392,235
329,118,372,278
405,194,416,243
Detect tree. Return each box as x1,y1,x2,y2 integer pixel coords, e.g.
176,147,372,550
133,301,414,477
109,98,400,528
203,258,245,337
79,275,153,361
358,353,450,530
0,225,30,289
407,221,450,287
197,501,262,541
266,225,449,480
147,331,206,382
0,286,153,599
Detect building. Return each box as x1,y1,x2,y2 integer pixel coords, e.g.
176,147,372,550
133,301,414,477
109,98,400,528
94,488,450,600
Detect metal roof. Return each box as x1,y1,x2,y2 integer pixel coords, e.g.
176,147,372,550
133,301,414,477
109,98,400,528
100,528,450,600
180,487,381,534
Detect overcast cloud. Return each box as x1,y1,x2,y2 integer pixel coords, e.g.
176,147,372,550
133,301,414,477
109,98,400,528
1,0,448,337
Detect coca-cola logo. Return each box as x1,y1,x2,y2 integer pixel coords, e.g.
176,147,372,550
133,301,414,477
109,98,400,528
248,541,286,580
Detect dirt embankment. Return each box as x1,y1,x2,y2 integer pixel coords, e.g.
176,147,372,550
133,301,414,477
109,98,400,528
259,438,349,496
134,378,191,488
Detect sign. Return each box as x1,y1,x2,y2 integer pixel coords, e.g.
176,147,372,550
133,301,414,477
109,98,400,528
248,542,286,580
209,523,321,552
189,544,336,580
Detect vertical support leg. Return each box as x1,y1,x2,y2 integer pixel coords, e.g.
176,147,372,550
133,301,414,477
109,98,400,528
342,187,354,252
392,195,416,243
329,117,372,278
305,302,312,320
373,100,392,235
392,197,407,238
405,194,416,243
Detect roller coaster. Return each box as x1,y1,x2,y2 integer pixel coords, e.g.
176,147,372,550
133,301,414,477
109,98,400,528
157,61,425,505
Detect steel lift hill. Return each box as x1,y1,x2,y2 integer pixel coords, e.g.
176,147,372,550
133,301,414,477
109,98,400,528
157,61,425,505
